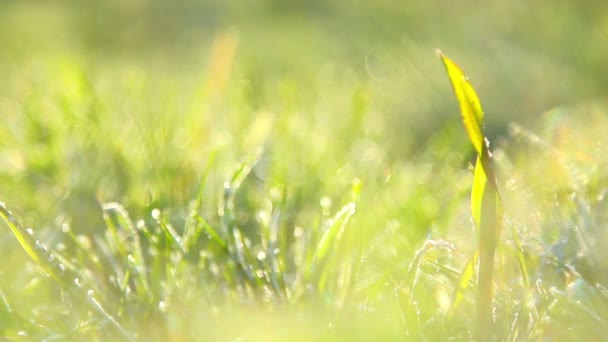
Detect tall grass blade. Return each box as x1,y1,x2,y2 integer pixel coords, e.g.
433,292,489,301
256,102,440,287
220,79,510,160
196,214,227,249
438,50,504,340
222,149,264,287
448,250,478,319
507,219,530,288
183,149,218,252
0,202,67,282
153,210,186,254
0,290,15,330
310,202,356,292
102,202,151,300
436,50,484,155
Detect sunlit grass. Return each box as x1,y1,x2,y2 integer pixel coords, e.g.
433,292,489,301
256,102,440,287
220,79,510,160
2,1,608,341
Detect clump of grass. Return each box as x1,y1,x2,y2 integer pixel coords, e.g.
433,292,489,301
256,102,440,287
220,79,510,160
0,149,365,340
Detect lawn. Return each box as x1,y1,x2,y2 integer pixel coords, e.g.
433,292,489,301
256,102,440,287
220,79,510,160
1,1,608,340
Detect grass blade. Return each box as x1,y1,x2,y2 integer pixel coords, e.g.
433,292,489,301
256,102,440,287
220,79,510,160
222,149,264,287
102,202,151,300
437,50,484,155
448,249,477,319
0,202,66,282
438,50,504,340
0,202,133,341
309,202,356,293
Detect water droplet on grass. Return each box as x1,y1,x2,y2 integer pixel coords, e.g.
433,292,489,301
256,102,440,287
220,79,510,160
158,301,169,312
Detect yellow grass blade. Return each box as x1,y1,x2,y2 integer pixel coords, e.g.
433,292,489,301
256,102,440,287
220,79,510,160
437,50,485,155
438,50,504,340
471,155,487,229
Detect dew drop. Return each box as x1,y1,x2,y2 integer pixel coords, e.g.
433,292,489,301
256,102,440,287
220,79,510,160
158,301,169,312
151,208,161,220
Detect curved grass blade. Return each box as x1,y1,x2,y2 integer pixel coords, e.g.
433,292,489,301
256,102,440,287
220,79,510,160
0,290,16,331
0,202,134,341
438,50,504,340
448,249,478,319
437,50,484,155
196,214,227,250
102,202,151,301
183,149,219,252
309,202,356,293
222,149,264,287
507,219,530,288
0,203,66,282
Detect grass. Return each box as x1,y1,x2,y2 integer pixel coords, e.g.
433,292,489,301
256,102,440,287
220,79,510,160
2,1,608,341
438,50,504,340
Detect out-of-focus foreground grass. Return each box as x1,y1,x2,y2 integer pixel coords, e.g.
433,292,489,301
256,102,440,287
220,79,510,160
1,1,608,340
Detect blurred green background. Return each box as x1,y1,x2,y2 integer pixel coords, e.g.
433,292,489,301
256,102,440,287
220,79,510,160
1,0,606,226
1,1,608,340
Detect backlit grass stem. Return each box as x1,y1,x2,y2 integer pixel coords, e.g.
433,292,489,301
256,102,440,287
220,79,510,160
437,50,504,340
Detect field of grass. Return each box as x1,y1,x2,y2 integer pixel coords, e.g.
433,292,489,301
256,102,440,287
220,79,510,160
2,1,608,340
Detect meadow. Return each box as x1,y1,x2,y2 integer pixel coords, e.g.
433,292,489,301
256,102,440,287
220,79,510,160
1,1,608,340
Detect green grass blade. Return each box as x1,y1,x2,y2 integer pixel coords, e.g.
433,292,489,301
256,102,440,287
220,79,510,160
448,249,477,319
183,149,219,252
0,202,64,281
438,50,504,339
222,149,264,287
102,202,151,300
475,169,501,338
151,209,186,254
309,202,356,292
507,220,530,288
471,155,487,229
0,290,15,330
0,202,133,341
437,50,485,155
196,214,227,249
86,289,135,341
